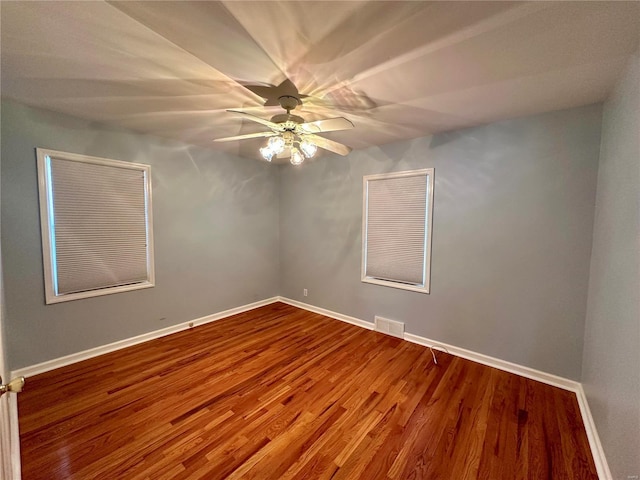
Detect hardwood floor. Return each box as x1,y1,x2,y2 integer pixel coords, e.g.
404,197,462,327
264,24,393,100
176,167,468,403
18,302,597,479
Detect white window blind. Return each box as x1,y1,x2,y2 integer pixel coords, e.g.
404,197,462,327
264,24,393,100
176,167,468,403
362,169,434,294
37,149,154,304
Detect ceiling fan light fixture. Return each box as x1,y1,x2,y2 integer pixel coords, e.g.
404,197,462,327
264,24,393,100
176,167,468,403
268,135,286,154
259,146,274,162
290,147,304,166
299,138,317,158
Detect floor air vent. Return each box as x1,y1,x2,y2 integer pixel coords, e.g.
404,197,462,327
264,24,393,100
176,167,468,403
374,316,405,339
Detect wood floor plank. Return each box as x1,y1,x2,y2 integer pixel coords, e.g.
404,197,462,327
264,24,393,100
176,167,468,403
18,302,598,479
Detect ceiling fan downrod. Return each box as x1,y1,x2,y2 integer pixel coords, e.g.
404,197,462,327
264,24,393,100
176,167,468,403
270,95,305,126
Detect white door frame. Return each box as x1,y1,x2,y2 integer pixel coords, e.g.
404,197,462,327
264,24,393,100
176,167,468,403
0,246,21,480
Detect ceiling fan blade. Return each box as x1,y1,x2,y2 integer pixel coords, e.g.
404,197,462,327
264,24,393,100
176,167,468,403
300,117,354,134
227,110,281,130
213,131,276,143
307,134,352,156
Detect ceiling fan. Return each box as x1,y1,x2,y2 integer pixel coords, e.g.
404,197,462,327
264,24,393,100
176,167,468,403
214,94,354,165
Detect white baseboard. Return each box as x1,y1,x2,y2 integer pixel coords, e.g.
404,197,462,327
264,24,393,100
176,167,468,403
402,332,580,392
277,296,610,479
575,384,612,480
277,297,374,331
11,297,279,379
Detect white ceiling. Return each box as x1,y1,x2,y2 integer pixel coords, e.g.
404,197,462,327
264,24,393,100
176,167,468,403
2,1,639,162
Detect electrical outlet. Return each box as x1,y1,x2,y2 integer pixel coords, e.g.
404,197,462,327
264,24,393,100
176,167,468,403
303,288,308,297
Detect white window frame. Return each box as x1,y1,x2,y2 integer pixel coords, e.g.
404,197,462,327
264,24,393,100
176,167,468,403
36,148,155,304
361,168,434,294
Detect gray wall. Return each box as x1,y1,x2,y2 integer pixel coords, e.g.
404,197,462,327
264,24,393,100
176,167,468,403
280,105,602,380
582,51,639,480
0,98,609,384
1,99,280,371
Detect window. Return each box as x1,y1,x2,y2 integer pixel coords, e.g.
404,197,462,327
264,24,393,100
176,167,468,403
362,168,434,294
36,148,154,304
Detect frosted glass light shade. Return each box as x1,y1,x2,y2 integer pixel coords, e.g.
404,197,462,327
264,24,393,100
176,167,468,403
260,146,274,161
268,136,286,154
290,148,304,165
300,139,317,158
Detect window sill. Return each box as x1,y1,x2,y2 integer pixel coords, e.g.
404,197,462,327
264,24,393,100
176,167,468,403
361,276,430,294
